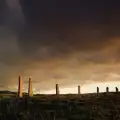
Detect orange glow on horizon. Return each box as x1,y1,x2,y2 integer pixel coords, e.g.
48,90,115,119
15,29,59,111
40,81,120,94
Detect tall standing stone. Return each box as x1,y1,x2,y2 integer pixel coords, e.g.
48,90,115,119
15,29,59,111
18,76,23,97
56,84,60,95
97,87,99,95
28,77,33,97
78,85,80,95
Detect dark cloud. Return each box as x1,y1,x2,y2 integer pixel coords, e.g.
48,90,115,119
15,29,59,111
0,0,120,92
18,0,120,57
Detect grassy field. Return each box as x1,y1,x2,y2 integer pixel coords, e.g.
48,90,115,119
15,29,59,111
0,92,119,119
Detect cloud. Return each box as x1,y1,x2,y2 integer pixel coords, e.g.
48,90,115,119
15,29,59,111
0,0,120,92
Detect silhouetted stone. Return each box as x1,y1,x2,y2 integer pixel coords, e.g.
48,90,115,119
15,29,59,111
56,84,60,95
78,85,80,95
115,87,119,92
106,87,109,92
97,87,99,96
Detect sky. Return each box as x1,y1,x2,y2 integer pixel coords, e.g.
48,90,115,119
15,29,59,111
0,0,120,93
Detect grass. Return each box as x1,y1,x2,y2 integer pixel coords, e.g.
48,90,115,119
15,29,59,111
0,92,119,119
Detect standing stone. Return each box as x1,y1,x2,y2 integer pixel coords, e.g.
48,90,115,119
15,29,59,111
18,76,23,97
56,84,60,95
97,87,99,95
28,77,33,97
78,85,80,95
106,87,109,92
115,87,119,92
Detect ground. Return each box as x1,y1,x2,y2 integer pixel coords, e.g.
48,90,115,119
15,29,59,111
0,92,120,120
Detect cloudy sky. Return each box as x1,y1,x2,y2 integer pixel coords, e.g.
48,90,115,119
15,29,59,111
0,0,120,93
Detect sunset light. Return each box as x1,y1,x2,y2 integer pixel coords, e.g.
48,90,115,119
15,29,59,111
41,81,120,94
